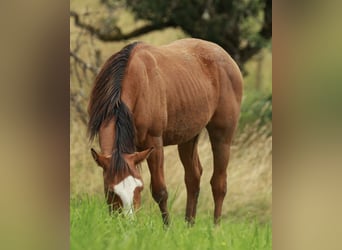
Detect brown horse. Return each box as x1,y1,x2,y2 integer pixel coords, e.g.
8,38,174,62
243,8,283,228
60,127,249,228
88,38,243,225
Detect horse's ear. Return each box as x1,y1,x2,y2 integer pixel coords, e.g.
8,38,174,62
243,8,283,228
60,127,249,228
134,147,154,164
91,148,100,166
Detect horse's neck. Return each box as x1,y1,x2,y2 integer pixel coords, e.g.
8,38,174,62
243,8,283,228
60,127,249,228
99,118,116,155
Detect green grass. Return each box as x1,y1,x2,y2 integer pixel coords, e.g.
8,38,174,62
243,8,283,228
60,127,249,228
71,196,272,250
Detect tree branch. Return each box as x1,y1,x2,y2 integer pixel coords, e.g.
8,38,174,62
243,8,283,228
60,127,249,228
240,44,262,66
70,10,177,42
70,91,88,126
70,51,98,74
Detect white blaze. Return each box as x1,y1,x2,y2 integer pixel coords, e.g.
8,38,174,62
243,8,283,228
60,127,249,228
113,175,143,215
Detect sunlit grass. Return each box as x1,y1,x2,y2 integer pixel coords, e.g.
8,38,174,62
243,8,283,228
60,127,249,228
70,196,272,250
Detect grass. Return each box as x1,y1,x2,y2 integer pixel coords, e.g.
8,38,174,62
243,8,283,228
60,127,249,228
70,196,272,250
71,125,272,219
70,124,272,249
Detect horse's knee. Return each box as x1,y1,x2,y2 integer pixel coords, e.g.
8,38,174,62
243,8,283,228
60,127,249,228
210,178,227,198
152,188,168,203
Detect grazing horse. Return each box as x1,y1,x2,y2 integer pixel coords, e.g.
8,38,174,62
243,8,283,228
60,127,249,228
88,38,243,225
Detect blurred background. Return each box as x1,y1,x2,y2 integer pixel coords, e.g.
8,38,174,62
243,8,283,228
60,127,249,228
70,0,272,221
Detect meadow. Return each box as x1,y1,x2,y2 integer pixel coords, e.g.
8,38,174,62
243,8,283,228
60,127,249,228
70,122,272,250
70,1,272,249
71,196,271,250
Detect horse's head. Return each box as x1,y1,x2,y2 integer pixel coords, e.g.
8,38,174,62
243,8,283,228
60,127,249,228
90,147,154,215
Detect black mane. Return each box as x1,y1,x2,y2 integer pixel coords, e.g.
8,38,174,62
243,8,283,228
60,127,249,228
88,42,139,173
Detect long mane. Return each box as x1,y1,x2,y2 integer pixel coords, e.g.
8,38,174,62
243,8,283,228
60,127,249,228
87,42,139,173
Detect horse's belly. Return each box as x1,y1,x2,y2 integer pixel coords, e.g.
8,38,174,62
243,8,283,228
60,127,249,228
162,86,216,145
162,113,209,145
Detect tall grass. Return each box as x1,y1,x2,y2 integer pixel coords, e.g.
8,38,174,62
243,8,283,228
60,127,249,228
71,123,272,222
71,196,271,250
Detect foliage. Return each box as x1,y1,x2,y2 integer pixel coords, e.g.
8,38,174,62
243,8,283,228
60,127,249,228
239,92,272,132
122,0,272,69
70,195,272,250
72,0,271,71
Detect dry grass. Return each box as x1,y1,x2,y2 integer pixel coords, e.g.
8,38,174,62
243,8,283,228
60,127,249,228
70,119,272,221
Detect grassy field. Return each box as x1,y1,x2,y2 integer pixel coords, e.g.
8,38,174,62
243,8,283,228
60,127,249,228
70,124,272,249
71,196,271,250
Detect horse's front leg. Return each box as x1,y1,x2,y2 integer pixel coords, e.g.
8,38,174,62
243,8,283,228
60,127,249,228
146,137,169,225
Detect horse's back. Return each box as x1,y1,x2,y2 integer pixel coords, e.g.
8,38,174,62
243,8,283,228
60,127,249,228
159,38,242,105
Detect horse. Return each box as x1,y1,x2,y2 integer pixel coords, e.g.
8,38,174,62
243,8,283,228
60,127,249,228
88,38,243,225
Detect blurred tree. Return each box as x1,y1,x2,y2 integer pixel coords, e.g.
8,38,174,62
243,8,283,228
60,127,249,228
71,0,271,70
99,0,272,70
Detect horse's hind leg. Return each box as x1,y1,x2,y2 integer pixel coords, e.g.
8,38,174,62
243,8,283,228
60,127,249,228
178,135,202,225
207,123,236,224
